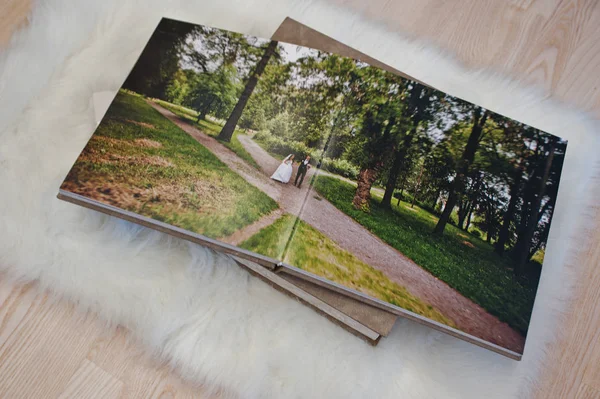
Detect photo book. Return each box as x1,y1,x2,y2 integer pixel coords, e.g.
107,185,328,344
58,17,567,360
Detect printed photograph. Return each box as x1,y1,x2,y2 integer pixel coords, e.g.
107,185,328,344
61,18,566,355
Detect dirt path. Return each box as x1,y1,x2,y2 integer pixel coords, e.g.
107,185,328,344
150,101,525,353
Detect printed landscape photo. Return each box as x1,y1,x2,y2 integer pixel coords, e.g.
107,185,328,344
60,18,566,356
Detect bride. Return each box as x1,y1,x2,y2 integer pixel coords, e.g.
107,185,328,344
271,154,294,183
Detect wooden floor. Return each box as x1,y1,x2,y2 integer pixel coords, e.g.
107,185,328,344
0,278,224,398
1,0,600,397
333,0,600,121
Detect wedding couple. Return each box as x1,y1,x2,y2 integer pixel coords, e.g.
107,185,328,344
271,154,311,188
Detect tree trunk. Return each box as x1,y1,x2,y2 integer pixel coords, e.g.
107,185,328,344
380,120,406,209
218,40,278,142
459,174,482,230
434,109,489,235
513,140,556,275
431,188,441,210
382,150,404,208
465,205,474,231
197,104,210,122
411,163,425,209
457,198,469,230
484,206,496,243
397,185,405,206
495,182,520,255
435,188,459,234
352,167,379,212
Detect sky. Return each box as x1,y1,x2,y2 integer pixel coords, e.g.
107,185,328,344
185,30,320,73
278,42,319,63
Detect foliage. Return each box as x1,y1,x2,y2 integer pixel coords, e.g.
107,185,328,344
266,111,294,139
319,158,359,180
253,130,318,161
240,214,454,325
123,19,198,98
187,65,240,120
239,101,267,131
182,25,264,73
163,69,190,105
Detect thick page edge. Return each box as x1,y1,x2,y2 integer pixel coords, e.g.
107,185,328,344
57,190,521,361
57,190,279,270
233,256,381,343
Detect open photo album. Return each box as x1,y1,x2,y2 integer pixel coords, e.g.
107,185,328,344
58,18,566,360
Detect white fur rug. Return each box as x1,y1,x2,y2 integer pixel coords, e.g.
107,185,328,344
1,1,599,398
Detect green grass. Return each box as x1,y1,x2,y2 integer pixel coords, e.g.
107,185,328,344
239,213,297,261
152,99,260,169
240,214,454,326
313,175,539,336
62,90,277,238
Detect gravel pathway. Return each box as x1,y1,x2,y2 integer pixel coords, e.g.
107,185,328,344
150,101,525,353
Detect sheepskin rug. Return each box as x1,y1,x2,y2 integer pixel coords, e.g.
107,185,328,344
1,0,598,398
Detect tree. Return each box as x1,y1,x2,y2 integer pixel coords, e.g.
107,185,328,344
434,107,489,235
350,107,396,211
457,172,484,230
348,85,397,212
163,69,190,105
419,142,454,211
123,19,198,98
473,177,503,242
512,135,558,275
187,65,239,121
183,26,260,73
381,82,440,208
494,179,521,254
315,60,406,211
410,162,426,208
218,40,279,142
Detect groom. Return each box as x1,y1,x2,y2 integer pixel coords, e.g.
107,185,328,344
294,155,311,188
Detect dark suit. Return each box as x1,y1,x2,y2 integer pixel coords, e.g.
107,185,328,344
294,158,310,188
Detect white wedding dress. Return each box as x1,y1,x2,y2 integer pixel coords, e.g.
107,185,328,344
271,155,294,183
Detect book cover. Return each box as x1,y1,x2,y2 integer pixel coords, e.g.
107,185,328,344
59,17,567,360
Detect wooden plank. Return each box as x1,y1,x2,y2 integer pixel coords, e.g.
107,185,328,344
583,322,600,390
328,0,600,119
534,207,600,398
57,359,124,399
576,384,600,399
0,0,31,46
0,279,223,398
0,282,101,398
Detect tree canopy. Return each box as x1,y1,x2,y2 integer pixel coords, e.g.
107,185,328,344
126,21,566,275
